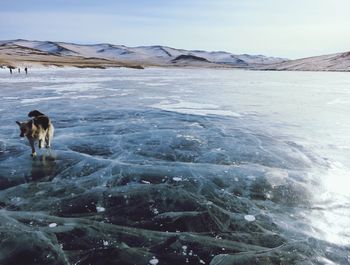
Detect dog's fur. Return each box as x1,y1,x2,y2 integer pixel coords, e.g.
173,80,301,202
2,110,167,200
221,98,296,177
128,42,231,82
16,110,54,156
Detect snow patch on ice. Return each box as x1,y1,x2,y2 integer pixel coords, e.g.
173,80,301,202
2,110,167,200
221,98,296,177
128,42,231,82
149,257,159,265
152,100,241,117
96,206,106,212
244,215,256,222
21,96,63,104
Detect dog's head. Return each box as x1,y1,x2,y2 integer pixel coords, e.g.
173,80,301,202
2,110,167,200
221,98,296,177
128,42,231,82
16,120,32,137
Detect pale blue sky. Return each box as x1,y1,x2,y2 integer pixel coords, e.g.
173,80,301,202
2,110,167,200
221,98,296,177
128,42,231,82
1,0,350,58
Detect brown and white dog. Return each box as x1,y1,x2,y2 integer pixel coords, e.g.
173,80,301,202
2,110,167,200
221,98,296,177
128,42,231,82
16,110,54,156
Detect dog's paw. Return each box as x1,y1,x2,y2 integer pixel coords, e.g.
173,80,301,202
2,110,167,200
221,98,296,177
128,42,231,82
31,152,37,157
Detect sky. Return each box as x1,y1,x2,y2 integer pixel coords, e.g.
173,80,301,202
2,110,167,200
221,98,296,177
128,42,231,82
1,0,350,59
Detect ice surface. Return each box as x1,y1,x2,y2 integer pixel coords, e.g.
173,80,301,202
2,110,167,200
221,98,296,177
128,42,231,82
0,68,350,265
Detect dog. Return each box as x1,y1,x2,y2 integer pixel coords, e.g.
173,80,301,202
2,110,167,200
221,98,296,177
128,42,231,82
16,110,54,156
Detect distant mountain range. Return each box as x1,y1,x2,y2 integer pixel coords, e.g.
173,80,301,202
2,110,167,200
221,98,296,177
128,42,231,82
0,39,286,69
1,39,349,71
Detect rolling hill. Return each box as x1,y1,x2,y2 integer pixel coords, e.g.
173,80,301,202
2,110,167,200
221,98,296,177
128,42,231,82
0,39,286,69
260,51,350,72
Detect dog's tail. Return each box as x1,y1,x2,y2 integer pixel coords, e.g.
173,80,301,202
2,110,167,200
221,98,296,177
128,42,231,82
28,110,45,118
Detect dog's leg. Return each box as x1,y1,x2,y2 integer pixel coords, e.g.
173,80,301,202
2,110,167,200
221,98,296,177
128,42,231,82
28,137,36,157
46,125,53,148
45,134,51,148
39,139,44,149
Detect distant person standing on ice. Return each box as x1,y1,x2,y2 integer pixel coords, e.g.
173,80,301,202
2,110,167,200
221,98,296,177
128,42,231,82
9,68,12,74
18,68,20,73
25,67,28,75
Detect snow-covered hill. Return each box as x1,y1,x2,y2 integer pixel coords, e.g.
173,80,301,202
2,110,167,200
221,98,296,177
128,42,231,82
0,39,287,68
260,51,350,72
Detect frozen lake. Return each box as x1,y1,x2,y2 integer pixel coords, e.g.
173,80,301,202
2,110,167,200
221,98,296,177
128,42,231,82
0,67,350,264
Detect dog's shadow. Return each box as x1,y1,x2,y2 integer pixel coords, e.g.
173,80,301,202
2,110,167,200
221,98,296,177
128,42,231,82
27,152,57,182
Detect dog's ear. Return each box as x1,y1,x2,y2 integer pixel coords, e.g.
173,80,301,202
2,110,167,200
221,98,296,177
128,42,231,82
16,121,21,126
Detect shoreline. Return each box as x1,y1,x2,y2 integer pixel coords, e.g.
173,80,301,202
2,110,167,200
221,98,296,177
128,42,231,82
1,62,349,73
